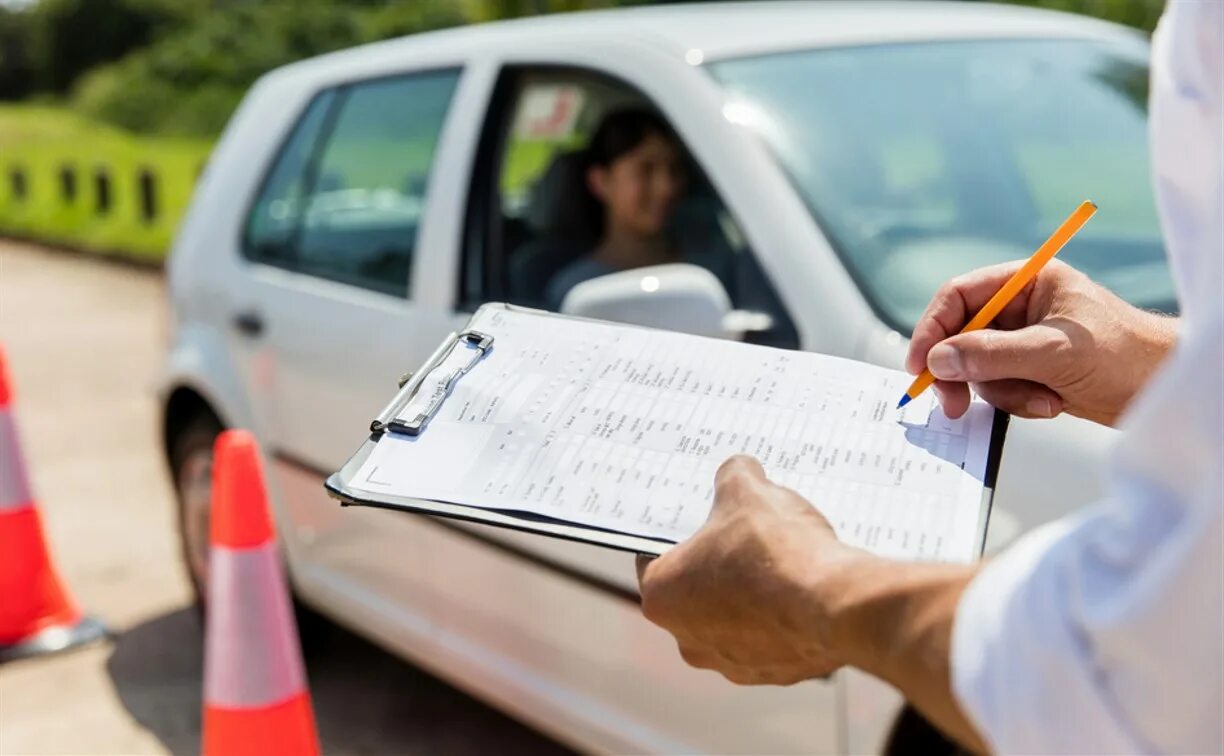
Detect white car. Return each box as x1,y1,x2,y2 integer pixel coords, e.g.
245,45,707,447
161,3,1171,752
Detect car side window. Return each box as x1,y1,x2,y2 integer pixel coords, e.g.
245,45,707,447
467,69,799,349
244,70,461,297
245,91,336,266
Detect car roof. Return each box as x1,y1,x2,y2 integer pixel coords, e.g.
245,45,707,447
271,1,1143,86
478,0,1140,57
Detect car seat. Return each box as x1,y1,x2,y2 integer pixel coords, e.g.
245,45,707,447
506,150,601,306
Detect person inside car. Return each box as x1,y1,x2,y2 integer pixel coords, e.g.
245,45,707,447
544,108,689,309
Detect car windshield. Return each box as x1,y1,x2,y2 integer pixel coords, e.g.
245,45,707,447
710,39,1175,332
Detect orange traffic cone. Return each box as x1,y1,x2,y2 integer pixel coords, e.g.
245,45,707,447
0,346,106,663
202,430,319,756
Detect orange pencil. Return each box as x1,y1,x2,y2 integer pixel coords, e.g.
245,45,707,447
898,200,1098,409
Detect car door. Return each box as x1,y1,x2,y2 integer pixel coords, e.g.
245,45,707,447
444,64,844,753
232,69,465,566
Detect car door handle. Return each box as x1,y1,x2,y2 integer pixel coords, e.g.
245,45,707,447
232,310,265,338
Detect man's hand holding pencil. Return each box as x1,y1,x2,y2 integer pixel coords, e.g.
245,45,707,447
907,258,1178,427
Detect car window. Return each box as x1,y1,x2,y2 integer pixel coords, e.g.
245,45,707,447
469,70,799,349
245,70,461,297
245,90,336,266
500,84,591,217
711,40,1174,332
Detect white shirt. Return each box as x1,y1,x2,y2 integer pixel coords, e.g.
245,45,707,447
951,1,1224,753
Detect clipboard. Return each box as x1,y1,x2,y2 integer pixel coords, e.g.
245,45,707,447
325,303,1008,558
369,329,496,436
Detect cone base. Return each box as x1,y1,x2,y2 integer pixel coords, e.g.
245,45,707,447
204,693,319,756
0,615,107,664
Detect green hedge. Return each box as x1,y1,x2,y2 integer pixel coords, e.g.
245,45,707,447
0,105,212,262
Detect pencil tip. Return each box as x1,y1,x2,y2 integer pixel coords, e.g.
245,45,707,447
897,395,911,409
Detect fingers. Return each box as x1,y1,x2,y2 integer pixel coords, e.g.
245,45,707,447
718,660,838,686
677,642,718,670
635,553,655,584
637,550,678,628
709,455,768,522
933,380,971,419
906,261,1030,375
973,379,1064,419
927,325,1069,384
714,454,766,488
710,455,838,528
931,377,1065,419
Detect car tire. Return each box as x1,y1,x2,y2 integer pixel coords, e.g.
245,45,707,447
170,412,222,614
169,413,332,653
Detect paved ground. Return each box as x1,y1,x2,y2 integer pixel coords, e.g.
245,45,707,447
0,239,569,755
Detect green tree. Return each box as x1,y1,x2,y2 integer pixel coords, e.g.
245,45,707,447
71,1,469,136
15,0,1170,138
989,0,1164,32
0,8,37,100
26,0,191,94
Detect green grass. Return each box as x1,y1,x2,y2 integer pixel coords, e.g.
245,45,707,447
0,105,213,262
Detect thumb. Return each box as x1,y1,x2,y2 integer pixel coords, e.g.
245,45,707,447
710,455,768,522
927,325,1068,384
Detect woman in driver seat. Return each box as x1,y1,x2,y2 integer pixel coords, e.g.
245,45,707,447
545,108,689,310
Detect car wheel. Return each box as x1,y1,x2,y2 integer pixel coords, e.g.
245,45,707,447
168,413,333,651
170,413,221,613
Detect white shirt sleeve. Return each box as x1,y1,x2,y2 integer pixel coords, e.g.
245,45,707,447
950,2,1224,753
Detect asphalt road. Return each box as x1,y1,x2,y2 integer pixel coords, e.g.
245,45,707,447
0,239,570,756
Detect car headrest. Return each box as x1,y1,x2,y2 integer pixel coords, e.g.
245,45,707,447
524,149,599,241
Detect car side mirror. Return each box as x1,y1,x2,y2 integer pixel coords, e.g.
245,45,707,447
558,263,773,340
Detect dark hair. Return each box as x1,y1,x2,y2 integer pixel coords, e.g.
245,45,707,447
585,108,678,168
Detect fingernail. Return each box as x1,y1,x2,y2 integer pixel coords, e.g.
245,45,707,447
1027,397,1054,418
928,344,963,380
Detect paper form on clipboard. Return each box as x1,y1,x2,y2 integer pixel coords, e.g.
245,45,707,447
328,304,1006,561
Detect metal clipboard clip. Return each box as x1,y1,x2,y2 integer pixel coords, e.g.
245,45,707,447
369,330,494,436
